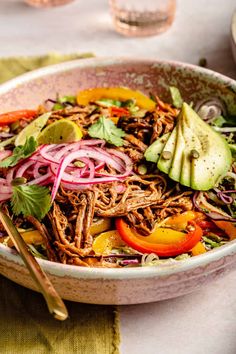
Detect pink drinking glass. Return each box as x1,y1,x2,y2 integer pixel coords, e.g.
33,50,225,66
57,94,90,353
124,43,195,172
24,0,75,7
109,0,176,37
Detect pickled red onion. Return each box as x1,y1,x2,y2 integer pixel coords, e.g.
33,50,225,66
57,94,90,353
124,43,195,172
0,140,133,204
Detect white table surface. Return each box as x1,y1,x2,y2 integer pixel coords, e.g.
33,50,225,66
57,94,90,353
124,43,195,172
1,1,236,353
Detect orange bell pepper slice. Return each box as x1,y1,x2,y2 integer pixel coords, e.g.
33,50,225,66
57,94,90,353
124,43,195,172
92,230,125,255
90,218,112,236
191,242,206,256
116,218,203,257
163,211,205,231
77,87,156,111
212,220,236,240
7,230,43,248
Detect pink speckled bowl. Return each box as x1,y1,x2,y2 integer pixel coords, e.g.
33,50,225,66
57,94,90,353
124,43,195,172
0,58,236,305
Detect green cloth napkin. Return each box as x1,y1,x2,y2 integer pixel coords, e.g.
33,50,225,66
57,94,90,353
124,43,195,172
0,52,93,84
0,53,120,354
0,276,119,354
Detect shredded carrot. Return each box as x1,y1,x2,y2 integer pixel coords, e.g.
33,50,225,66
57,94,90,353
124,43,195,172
155,95,179,116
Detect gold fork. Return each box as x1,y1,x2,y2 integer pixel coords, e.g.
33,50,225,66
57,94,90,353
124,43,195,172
0,211,68,321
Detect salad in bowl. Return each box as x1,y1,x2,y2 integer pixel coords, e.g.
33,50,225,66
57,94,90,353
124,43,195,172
0,85,235,268
0,58,236,304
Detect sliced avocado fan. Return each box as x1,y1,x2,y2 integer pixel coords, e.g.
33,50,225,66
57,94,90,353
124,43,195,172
155,103,232,190
144,132,170,163
157,128,177,174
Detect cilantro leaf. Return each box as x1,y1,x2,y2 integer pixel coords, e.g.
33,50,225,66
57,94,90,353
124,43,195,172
88,116,126,147
11,184,51,220
169,86,183,108
0,136,37,168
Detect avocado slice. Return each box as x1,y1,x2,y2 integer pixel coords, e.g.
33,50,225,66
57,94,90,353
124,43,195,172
144,133,170,163
157,103,232,190
157,127,177,173
179,118,192,187
182,103,231,190
168,119,185,182
182,103,232,190
180,151,191,187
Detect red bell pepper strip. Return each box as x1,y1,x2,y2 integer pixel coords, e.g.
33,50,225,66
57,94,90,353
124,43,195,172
0,110,37,125
115,218,203,257
196,220,224,237
109,106,130,117
196,220,216,229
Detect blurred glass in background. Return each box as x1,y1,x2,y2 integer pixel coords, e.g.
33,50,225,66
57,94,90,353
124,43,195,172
24,0,74,7
109,0,176,37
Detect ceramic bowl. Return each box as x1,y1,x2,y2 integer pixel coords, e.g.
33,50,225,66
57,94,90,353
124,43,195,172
0,58,236,305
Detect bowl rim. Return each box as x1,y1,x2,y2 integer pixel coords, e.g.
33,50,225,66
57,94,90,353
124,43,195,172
1,239,236,280
0,56,235,98
0,56,236,280
231,10,236,44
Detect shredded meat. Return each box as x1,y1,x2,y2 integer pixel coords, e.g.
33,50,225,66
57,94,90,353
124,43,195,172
150,96,179,143
0,98,196,266
125,190,193,235
26,215,58,262
118,96,179,145
49,105,110,137
125,134,147,152
95,175,166,217
45,189,98,262
52,175,193,240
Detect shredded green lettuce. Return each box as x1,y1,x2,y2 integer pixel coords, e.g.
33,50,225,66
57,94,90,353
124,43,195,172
212,116,226,127
229,144,236,160
203,236,222,248
52,95,76,110
95,98,122,107
123,99,139,115
175,253,191,260
28,244,47,259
